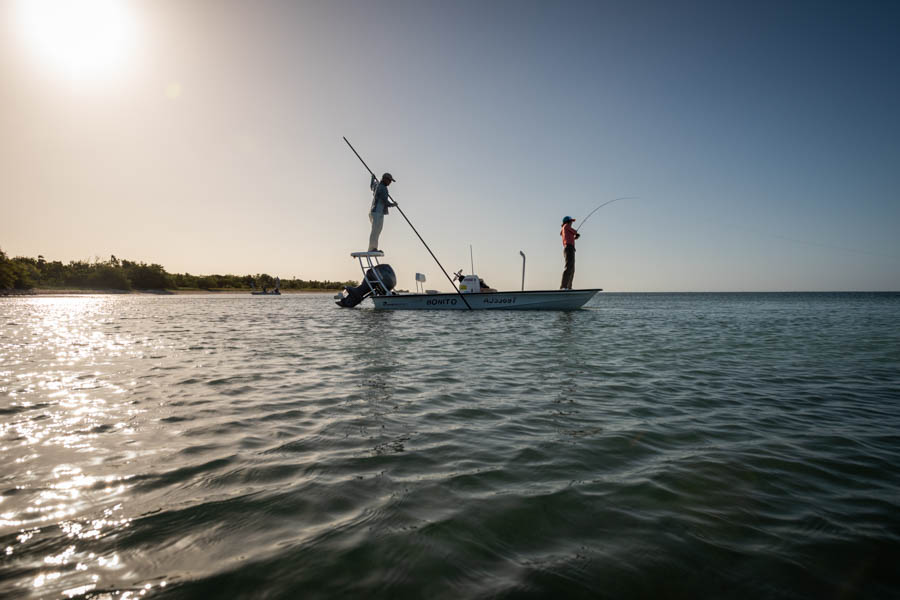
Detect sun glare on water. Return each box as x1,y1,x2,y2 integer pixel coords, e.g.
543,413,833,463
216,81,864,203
14,0,139,81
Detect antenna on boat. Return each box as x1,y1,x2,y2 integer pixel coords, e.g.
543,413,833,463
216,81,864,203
519,251,526,291
469,245,474,275
342,136,472,310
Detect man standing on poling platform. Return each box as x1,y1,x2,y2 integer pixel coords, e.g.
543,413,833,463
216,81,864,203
560,216,580,289
368,172,396,252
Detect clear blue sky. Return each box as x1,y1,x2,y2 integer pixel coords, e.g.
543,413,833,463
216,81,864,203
2,0,898,291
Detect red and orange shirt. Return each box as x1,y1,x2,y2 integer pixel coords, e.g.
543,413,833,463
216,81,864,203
561,223,577,247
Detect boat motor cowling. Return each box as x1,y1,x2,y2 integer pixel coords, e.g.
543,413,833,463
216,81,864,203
336,264,397,308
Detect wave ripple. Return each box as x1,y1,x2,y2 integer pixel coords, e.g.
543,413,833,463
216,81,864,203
1,293,899,598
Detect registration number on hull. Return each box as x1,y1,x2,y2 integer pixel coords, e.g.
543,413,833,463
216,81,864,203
482,296,516,305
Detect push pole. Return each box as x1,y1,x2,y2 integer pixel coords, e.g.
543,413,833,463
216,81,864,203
342,137,472,310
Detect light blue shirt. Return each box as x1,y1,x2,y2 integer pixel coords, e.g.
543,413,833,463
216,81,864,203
370,175,391,215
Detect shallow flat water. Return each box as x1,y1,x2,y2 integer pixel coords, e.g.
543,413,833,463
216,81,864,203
2,292,899,599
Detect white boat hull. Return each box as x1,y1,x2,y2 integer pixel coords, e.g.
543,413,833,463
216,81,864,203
371,289,600,310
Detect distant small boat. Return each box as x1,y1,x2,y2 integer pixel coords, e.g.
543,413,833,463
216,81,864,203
335,252,599,310
251,277,281,295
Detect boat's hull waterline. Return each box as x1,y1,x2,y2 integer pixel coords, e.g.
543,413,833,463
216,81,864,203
373,289,600,310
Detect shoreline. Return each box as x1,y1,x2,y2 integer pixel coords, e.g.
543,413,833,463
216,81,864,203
5,289,896,297
4,288,343,296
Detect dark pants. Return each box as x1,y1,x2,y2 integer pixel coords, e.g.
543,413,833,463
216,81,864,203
561,245,575,289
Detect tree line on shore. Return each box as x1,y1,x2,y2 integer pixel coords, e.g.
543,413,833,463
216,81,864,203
0,249,356,292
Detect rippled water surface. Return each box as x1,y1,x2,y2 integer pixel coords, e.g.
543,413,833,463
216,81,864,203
2,292,899,599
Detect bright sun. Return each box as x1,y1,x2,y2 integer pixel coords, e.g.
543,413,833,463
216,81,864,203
15,0,138,81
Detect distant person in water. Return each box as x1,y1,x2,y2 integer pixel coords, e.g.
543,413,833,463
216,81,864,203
560,216,580,289
368,172,397,252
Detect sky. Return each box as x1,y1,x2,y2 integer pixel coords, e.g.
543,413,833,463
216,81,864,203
1,0,898,292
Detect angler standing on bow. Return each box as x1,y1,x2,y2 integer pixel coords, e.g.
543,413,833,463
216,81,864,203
560,216,580,289
368,172,396,252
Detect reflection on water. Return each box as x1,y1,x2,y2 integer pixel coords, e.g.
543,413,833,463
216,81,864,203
2,293,900,598
1,297,157,597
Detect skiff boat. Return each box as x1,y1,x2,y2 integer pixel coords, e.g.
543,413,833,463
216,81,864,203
335,251,599,311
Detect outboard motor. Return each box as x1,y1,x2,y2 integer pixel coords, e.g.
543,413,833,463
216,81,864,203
336,264,397,308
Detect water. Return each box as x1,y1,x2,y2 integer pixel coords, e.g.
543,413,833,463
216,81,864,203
2,292,899,599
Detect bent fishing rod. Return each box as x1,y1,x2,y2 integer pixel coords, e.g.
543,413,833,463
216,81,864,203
342,136,472,310
575,196,639,232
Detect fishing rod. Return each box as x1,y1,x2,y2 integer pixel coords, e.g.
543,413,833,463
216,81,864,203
575,196,639,232
342,136,472,310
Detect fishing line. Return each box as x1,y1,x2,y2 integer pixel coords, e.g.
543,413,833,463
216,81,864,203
575,196,639,232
